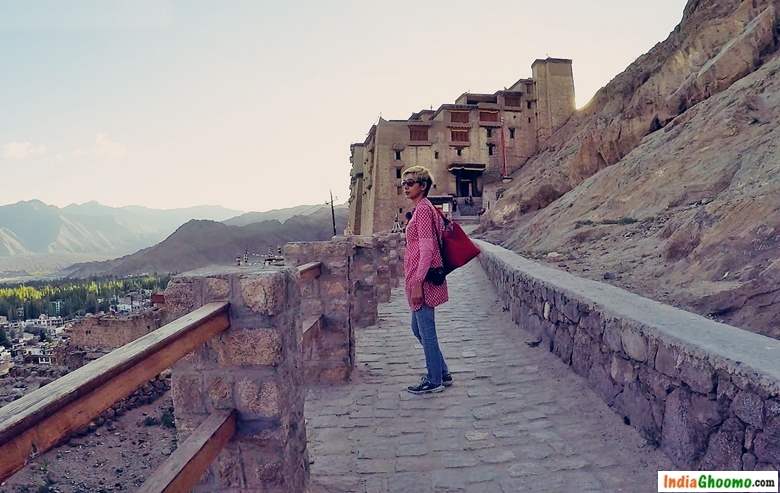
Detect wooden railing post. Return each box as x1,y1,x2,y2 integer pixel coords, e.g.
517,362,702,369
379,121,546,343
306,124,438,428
163,265,308,492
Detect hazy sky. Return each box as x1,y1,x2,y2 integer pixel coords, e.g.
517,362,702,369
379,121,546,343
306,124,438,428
0,0,687,212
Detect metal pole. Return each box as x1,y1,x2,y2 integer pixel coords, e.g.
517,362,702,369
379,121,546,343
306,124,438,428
500,114,508,178
330,190,337,237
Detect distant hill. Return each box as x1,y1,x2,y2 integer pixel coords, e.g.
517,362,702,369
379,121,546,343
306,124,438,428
0,200,242,258
64,207,348,278
224,203,347,226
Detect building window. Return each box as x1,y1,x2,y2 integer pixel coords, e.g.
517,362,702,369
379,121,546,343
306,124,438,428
409,126,428,141
396,168,402,178
527,101,532,109
505,95,522,107
450,111,469,123
395,150,401,160
488,144,495,156
486,128,493,138
451,129,469,142
528,117,531,123
456,148,463,156
434,151,439,159
509,128,515,139
479,111,498,123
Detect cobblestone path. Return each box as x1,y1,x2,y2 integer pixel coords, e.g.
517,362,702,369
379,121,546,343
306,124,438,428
306,261,672,493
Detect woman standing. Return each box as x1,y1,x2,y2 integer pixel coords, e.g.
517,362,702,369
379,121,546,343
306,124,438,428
401,166,451,394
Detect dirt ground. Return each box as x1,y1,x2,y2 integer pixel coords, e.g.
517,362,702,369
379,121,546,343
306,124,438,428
0,392,177,493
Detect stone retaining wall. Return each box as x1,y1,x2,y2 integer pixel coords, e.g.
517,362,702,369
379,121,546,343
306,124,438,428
283,233,404,384
284,238,356,384
476,240,780,471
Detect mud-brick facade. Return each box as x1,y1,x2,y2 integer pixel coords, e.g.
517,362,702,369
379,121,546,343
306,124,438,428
347,57,575,235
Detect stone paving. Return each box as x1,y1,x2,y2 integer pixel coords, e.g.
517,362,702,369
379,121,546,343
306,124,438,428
306,261,672,493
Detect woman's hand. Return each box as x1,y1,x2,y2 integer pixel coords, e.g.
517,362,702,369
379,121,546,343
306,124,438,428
411,283,424,306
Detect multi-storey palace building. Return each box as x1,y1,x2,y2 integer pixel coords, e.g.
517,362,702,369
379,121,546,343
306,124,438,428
347,57,575,235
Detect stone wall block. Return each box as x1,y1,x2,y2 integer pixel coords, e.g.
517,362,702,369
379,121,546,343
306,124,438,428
679,356,715,394
614,382,659,443
239,271,288,316
765,399,780,418
638,367,674,400
732,390,765,429
581,310,604,338
610,355,637,385
716,372,738,402
699,417,745,470
171,372,206,414
603,320,623,353
210,442,246,489
205,372,234,411
742,452,757,470
745,426,757,450
588,361,623,406
690,393,724,429
753,415,780,466
552,326,573,364
571,329,595,377
204,277,231,303
661,387,706,468
620,325,648,362
240,443,297,492
163,278,203,319
235,378,282,419
655,343,680,378
561,296,581,323
213,328,283,367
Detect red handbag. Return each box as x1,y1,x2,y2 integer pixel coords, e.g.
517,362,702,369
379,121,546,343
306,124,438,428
433,208,481,274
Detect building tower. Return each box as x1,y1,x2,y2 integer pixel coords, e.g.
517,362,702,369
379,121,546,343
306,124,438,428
532,58,576,142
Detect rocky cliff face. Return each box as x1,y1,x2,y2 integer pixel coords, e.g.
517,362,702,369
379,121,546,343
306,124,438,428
482,0,780,338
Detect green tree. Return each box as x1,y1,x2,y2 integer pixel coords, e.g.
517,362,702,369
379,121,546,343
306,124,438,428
0,328,10,348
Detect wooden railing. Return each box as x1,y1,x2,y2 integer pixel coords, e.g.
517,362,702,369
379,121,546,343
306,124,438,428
297,261,322,281
137,409,236,493
0,302,231,490
297,262,324,357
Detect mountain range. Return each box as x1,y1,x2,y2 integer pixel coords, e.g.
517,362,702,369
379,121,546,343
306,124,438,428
64,206,348,278
0,200,241,257
0,200,345,281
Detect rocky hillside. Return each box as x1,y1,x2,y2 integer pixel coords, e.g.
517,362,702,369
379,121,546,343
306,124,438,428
64,207,348,278
482,0,780,338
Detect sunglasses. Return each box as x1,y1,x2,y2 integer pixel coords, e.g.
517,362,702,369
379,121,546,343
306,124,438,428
401,179,419,187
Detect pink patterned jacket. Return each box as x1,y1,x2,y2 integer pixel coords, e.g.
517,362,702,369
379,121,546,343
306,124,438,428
404,198,449,311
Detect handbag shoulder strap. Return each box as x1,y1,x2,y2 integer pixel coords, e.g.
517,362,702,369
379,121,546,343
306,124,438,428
426,201,446,261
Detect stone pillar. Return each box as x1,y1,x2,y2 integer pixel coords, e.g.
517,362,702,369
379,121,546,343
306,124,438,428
164,265,307,493
370,234,392,304
387,233,402,288
284,239,355,383
349,236,380,328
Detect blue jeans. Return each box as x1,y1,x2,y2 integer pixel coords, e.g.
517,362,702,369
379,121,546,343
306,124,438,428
411,305,448,386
